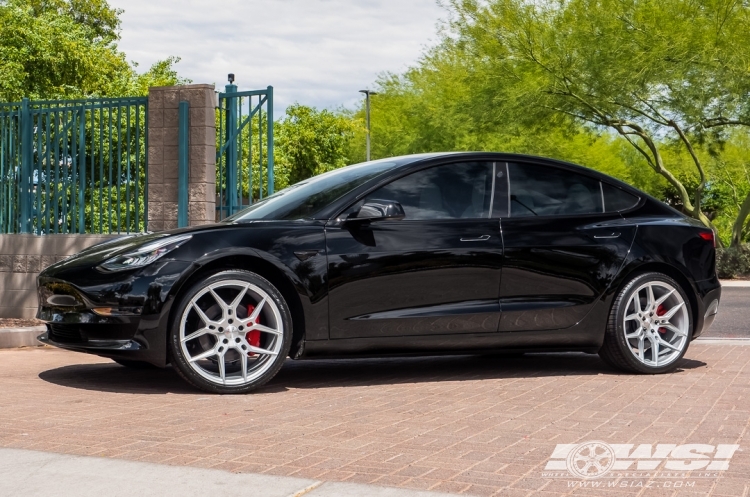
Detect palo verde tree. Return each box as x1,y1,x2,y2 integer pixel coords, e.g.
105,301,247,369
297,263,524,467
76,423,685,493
444,0,750,242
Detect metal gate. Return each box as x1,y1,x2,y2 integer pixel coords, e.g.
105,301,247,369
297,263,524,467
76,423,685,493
0,97,148,234
216,84,274,219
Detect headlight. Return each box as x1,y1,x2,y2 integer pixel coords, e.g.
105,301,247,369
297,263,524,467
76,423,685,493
97,235,192,272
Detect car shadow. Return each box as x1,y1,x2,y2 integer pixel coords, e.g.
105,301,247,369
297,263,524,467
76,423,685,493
38,353,707,395
38,362,198,395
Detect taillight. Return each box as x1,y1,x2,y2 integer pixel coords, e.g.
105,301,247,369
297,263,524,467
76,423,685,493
698,231,715,247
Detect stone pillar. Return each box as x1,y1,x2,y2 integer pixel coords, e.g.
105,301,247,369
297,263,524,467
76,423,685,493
147,84,216,231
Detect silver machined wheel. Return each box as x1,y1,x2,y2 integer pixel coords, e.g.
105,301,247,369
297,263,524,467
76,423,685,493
622,281,689,368
179,279,284,386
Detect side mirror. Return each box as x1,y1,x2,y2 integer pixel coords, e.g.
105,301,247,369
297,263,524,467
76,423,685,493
349,199,405,222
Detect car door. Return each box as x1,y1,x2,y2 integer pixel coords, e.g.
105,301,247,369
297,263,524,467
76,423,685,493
498,161,638,332
326,161,504,339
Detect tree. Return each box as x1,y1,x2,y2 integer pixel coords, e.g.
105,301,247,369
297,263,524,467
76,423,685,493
441,0,750,241
0,0,184,101
275,104,360,188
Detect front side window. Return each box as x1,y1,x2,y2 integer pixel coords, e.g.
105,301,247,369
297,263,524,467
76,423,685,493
508,163,603,217
362,162,496,220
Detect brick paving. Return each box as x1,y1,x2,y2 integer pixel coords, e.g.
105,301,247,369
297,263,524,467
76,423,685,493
0,345,748,496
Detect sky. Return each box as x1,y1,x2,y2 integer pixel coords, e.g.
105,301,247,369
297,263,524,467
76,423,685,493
108,0,446,113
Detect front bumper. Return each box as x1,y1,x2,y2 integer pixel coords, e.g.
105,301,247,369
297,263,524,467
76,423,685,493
38,330,141,353
36,259,194,367
37,319,156,364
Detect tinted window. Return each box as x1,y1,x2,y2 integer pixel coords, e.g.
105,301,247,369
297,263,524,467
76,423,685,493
228,160,397,221
508,163,603,217
363,162,495,220
602,182,639,212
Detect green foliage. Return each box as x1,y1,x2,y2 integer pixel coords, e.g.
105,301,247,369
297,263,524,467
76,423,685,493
0,0,185,101
716,245,750,279
343,0,750,245
275,104,361,188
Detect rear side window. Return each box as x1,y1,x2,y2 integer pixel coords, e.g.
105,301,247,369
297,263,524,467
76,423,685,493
508,163,603,217
602,182,639,212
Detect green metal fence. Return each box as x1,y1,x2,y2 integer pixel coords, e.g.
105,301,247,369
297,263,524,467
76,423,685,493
0,97,148,234
216,85,274,219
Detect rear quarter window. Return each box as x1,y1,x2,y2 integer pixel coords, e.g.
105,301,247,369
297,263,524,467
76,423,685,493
602,182,639,212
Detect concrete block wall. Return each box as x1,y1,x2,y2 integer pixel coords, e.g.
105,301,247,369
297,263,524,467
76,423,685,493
0,235,116,318
147,84,217,231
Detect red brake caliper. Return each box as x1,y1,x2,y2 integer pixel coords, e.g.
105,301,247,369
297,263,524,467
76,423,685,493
246,304,261,355
656,304,667,334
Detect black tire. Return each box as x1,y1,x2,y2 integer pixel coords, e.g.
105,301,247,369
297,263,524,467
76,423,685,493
113,359,158,369
599,272,693,374
168,270,292,394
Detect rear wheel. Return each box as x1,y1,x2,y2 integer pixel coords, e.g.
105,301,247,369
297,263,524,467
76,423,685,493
169,270,292,393
599,272,692,374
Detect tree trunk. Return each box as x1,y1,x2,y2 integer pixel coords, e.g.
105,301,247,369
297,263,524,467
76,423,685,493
731,191,750,247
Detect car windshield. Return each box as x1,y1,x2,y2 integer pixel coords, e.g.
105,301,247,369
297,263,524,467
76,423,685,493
225,160,398,221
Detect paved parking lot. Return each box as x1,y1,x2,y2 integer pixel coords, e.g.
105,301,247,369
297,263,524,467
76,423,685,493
1,342,749,496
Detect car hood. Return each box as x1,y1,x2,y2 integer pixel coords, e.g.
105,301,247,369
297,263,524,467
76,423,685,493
39,220,314,277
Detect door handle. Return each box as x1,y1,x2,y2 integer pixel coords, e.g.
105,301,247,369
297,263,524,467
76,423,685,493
460,235,491,242
593,232,621,239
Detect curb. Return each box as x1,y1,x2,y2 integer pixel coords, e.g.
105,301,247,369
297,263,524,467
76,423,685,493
0,326,45,349
720,280,750,287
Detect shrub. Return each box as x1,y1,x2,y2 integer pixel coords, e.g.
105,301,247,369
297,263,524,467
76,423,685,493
716,245,750,279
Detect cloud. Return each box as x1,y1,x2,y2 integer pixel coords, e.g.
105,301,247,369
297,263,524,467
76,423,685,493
109,0,445,113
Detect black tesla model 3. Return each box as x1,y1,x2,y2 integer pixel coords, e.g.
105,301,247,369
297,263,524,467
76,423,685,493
37,153,721,393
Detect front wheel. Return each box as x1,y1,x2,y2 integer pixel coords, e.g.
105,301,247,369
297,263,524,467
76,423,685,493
599,272,692,374
169,270,292,394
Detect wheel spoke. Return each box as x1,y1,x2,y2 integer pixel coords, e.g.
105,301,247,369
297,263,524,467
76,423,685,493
660,301,685,320
189,346,217,363
182,327,211,342
252,323,282,336
246,344,277,356
646,285,655,309
624,313,640,322
247,297,266,323
229,285,249,314
218,354,226,384
649,335,660,366
240,351,248,382
638,336,645,360
210,288,229,314
657,337,680,352
661,323,686,337
625,329,642,339
654,288,675,307
192,303,213,327
632,292,642,313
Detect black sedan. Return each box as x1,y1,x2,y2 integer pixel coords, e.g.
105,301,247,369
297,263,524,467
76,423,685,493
37,153,721,393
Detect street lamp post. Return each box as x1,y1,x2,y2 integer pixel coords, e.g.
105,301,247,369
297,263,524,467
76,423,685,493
359,90,377,161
